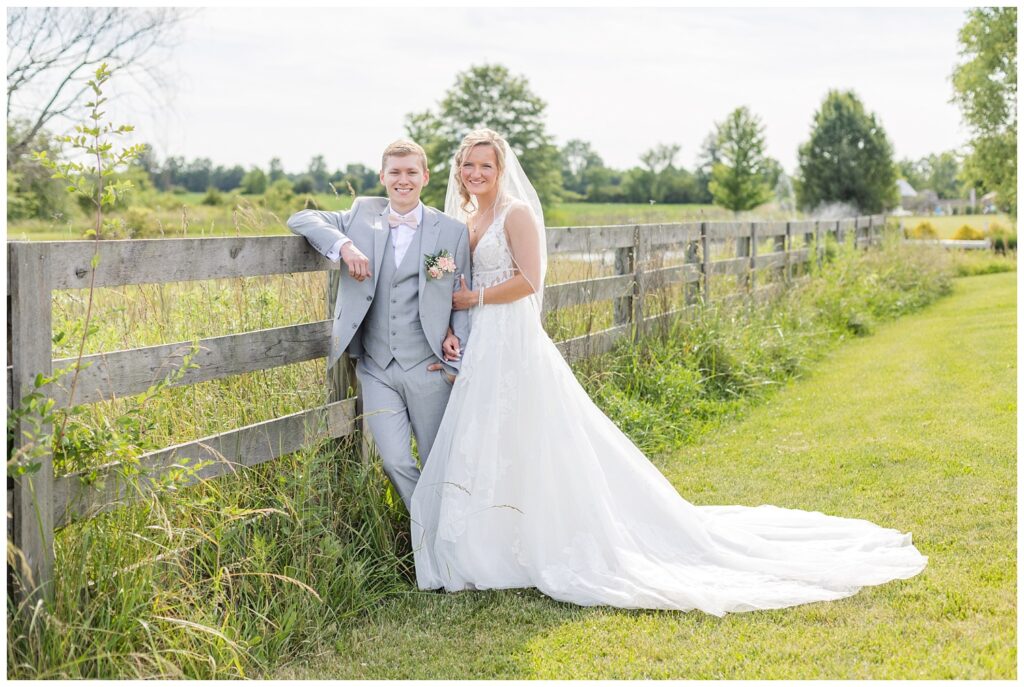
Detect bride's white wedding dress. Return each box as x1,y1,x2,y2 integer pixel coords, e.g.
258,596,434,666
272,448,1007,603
410,205,926,616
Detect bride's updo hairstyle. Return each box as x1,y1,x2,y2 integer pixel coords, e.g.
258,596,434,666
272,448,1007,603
452,128,507,215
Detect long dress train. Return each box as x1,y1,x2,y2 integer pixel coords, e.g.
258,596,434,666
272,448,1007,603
410,206,926,615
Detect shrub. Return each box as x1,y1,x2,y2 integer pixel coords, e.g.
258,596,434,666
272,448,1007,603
264,179,297,214
986,221,1017,255
905,221,938,239
952,225,985,240
120,206,162,237
201,186,223,206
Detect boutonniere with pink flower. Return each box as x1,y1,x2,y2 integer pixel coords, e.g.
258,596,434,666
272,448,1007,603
424,249,456,280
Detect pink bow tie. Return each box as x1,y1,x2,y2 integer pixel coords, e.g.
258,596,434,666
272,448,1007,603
388,213,417,229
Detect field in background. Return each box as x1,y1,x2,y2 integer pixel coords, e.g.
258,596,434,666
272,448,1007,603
12,198,807,241
899,214,1016,238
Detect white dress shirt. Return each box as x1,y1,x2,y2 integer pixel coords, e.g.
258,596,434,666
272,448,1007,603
327,202,423,269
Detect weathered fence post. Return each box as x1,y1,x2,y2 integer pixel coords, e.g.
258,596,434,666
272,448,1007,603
8,243,55,603
700,222,711,303
631,225,644,341
736,224,751,292
326,269,366,462
784,221,793,284
749,223,757,292
773,228,786,284
815,220,823,269
684,237,700,308
613,233,636,338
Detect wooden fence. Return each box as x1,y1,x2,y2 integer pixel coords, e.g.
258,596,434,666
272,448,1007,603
7,215,885,599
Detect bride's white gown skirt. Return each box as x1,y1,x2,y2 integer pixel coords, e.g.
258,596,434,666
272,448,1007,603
410,298,927,616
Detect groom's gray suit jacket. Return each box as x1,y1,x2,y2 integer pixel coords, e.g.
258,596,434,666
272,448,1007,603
287,197,471,373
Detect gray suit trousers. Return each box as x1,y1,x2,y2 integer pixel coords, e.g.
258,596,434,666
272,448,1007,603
356,355,454,509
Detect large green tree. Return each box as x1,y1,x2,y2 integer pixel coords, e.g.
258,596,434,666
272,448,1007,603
405,63,562,208
708,107,773,213
951,7,1016,214
560,139,608,198
796,90,898,214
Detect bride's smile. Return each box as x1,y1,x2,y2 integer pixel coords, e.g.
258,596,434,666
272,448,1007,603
460,145,499,198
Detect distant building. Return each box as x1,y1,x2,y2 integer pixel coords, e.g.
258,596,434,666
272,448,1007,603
892,179,918,215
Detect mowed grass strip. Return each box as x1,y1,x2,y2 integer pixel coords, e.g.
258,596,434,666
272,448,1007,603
273,272,1015,680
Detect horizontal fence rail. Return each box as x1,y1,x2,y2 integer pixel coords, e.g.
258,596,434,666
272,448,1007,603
7,214,886,599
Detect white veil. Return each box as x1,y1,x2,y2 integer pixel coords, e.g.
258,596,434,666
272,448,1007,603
444,139,547,315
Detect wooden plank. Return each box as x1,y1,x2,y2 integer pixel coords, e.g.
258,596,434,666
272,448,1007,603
640,222,702,247
544,274,634,314
754,221,789,238
753,252,787,270
546,225,635,254
49,321,334,407
703,221,749,239
8,242,55,600
554,324,630,363
52,398,357,528
26,236,334,291
639,264,700,289
789,248,811,263
708,256,750,276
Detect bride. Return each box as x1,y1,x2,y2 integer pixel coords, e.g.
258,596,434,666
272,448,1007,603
410,129,926,615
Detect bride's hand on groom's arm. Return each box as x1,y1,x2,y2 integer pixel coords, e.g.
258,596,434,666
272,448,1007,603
452,275,477,310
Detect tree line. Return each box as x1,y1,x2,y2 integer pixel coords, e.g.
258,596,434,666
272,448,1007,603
6,7,1015,222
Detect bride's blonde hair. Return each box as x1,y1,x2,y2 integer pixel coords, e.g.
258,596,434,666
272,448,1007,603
452,128,507,215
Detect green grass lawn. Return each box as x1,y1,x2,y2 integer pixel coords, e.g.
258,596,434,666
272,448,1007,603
901,213,1015,239
272,271,1016,680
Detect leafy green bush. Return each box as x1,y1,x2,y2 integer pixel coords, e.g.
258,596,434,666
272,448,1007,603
120,206,162,237
201,187,223,206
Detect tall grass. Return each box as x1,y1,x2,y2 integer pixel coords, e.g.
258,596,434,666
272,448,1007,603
6,234,990,678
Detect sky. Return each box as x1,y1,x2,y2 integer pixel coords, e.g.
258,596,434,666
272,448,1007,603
51,6,975,176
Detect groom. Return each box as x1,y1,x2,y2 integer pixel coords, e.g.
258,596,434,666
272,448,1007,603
287,139,471,509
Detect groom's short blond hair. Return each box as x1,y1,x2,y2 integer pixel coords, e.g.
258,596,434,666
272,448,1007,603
381,139,428,172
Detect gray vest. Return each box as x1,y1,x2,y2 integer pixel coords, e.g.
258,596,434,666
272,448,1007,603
361,229,434,370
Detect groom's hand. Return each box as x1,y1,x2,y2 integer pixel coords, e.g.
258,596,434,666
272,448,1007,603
441,328,461,361
427,362,456,384
340,242,371,281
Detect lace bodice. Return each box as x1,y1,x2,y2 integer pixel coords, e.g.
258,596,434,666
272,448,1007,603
471,206,517,289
